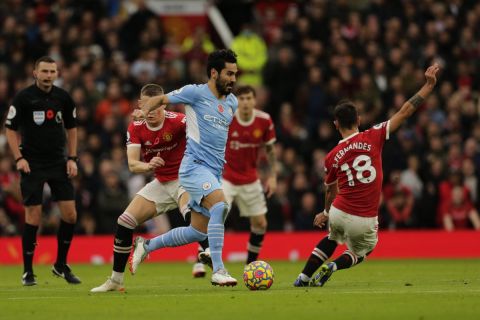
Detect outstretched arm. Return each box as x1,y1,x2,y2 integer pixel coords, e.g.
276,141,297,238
139,94,170,114
389,64,440,133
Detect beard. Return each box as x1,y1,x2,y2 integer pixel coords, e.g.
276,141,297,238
215,78,234,96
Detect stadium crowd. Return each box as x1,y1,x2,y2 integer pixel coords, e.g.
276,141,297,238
1,0,480,236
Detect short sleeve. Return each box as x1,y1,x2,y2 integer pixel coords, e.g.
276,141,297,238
263,116,276,145
167,85,198,105
126,122,141,147
324,154,338,185
4,95,23,130
63,94,77,129
367,120,390,147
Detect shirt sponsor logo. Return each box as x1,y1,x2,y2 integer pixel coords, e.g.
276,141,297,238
7,106,16,119
33,111,45,125
144,143,178,154
229,140,261,150
203,115,228,131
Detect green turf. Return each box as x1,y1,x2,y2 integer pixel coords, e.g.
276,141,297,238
1,260,479,320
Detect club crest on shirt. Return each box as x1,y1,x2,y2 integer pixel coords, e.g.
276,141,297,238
253,129,262,138
33,111,45,125
218,104,224,113
144,140,152,146
232,131,239,137
202,182,212,190
163,132,173,142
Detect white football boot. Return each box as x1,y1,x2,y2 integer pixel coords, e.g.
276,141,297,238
192,263,206,278
90,278,125,292
129,236,149,275
211,268,237,287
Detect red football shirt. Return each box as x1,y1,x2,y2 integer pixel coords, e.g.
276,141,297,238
448,203,473,229
324,121,390,217
223,110,276,185
126,111,186,182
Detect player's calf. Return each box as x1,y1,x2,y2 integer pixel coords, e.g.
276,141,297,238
247,223,266,264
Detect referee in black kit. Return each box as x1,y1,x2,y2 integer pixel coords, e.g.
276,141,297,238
5,56,81,286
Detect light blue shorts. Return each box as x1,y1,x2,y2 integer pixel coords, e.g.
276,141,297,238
179,158,222,217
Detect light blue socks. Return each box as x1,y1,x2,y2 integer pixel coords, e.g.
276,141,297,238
146,226,207,252
208,202,228,272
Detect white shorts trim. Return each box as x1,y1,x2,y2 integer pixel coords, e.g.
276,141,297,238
222,179,267,217
136,179,185,215
327,205,378,257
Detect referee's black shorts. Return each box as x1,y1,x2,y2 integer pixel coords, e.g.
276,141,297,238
20,162,75,206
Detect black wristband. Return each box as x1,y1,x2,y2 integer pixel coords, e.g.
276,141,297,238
67,156,78,162
15,156,24,163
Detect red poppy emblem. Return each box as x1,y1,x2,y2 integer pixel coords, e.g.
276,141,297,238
46,109,55,119
218,105,224,113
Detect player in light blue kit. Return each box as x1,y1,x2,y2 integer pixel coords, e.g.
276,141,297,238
129,49,239,286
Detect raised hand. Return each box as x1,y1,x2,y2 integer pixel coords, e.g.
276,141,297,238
425,63,440,87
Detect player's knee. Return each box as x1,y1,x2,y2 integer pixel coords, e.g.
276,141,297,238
117,212,139,230
62,212,77,224
251,216,267,234
209,201,230,222
190,226,207,242
25,206,42,225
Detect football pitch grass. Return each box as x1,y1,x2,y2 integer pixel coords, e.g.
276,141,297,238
1,260,479,320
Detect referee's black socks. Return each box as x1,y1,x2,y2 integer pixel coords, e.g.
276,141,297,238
22,223,39,273
55,220,75,270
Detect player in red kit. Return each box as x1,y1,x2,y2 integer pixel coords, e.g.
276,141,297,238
91,84,207,292
198,85,277,266
294,64,440,287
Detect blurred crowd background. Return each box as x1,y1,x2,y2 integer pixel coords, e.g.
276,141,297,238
1,0,480,236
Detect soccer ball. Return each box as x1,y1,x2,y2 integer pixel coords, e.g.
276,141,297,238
243,260,274,290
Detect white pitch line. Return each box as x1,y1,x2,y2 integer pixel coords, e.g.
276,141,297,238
5,289,480,300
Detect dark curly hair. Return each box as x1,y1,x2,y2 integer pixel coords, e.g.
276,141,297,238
206,49,237,79
333,100,358,129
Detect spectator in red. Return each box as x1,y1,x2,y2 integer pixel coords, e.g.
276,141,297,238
0,158,24,226
443,186,480,231
95,79,131,124
383,170,414,229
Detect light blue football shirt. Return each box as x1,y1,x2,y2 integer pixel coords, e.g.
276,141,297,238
167,84,238,174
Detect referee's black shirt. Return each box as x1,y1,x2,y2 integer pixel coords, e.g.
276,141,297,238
5,84,77,168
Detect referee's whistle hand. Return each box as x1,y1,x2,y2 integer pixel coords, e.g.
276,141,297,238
67,160,78,178
16,159,31,174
